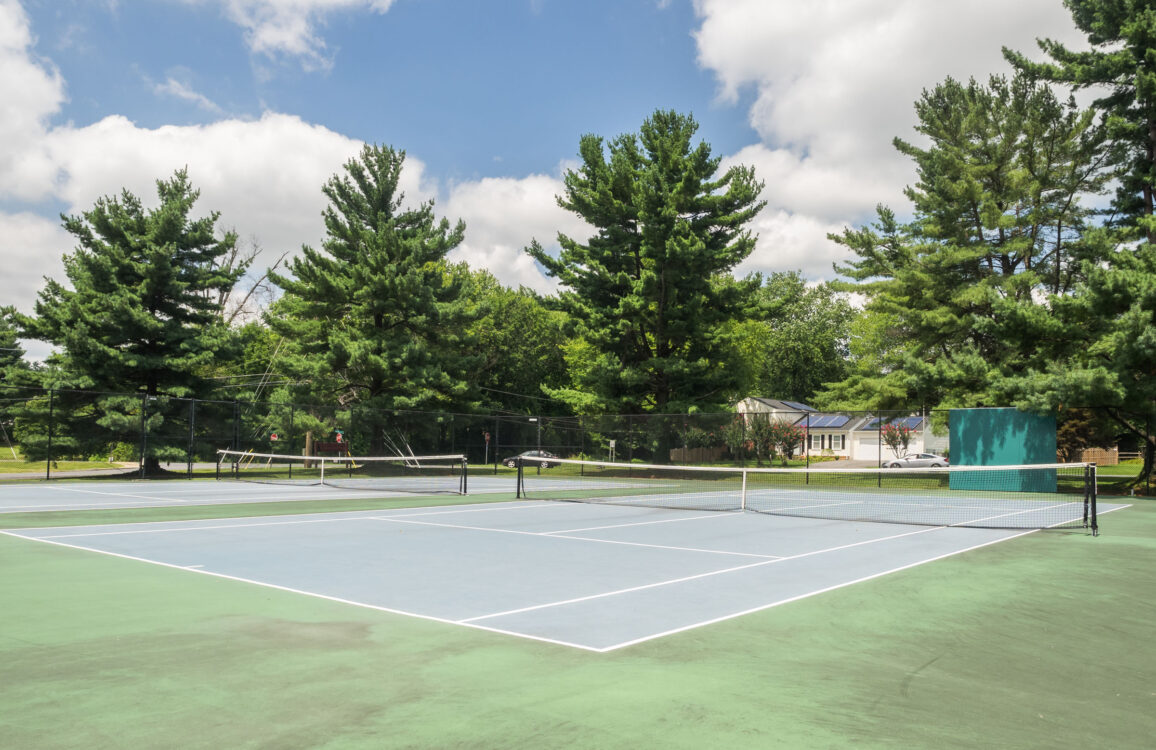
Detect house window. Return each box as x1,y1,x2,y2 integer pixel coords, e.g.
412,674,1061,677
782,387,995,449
830,434,844,451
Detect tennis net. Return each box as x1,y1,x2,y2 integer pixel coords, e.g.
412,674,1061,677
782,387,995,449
217,450,467,494
514,457,1098,532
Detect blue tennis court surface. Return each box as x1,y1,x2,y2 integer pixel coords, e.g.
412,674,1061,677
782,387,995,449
3,499,1125,651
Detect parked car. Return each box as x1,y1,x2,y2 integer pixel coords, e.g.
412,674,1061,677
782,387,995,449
503,450,560,469
885,453,948,468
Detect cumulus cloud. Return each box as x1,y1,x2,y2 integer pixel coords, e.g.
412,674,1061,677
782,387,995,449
693,0,1088,279
0,0,66,202
0,211,72,313
443,172,592,295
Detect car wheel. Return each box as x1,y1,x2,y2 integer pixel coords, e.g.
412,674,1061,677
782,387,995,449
931,462,944,468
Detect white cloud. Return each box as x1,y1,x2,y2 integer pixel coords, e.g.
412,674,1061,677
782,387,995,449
0,210,72,313
195,0,397,68
736,209,850,283
43,113,366,253
0,0,66,201
443,172,591,294
693,0,1088,278
153,77,223,113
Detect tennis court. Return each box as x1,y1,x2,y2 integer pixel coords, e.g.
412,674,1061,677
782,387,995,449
2,468,1151,749
1,493,1129,651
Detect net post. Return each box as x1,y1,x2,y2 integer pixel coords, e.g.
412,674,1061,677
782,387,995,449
320,455,326,486
740,468,748,511
215,451,221,481
462,457,468,495
1089,462,1098,536
516,459,524,498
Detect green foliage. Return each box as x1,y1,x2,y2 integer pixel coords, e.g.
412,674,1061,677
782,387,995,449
730,272,854,403
464,270,569,415
16,170,242,471
1005,0,1156,240
268,144,478,453
999,238,1156,484
823,73,1109,411
1055,408,1119,462
0,307,25,382
529,110,766,416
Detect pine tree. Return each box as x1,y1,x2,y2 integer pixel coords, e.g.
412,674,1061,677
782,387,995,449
268,144,476,454
529,110,765,421
20,170,243,472
0,307,25,383
1005,0,1156,241
824,74,1109,410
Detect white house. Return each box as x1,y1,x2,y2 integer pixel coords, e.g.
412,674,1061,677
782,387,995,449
734,397,816,421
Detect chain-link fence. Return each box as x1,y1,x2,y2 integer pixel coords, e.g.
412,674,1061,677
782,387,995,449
0,385,1150,493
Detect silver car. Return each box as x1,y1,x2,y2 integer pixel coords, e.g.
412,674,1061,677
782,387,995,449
885,453,948,468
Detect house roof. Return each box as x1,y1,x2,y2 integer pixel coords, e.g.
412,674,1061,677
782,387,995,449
799,414,853,429
862,416,925,431
740,397,816,412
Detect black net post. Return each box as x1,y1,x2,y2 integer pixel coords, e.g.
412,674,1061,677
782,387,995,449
515,458,524,498
1089,463,1099,536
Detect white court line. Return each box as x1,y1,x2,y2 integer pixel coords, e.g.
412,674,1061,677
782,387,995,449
0,529,607,653
25,515,377,539
460,525,943,624
541,512,737,535
10,487,188,503
599,529,1039,651
366,515,783,560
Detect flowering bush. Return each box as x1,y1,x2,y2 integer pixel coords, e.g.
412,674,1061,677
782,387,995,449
881,421,914,458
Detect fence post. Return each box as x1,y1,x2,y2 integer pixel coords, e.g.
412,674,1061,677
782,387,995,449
139,392,148,479
45,388,54,480
231,400,240,452
187,399,196,478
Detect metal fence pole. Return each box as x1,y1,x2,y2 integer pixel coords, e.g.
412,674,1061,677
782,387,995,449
45,388,54,480
187,399,195,478
139,392,148,479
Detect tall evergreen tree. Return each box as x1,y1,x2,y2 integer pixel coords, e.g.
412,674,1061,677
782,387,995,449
0,306,25,383
823,74,1109,410
1005,0,1156,241
19,170,243,472
529,110,765,418
1004,0,1156,488
268,144,476,454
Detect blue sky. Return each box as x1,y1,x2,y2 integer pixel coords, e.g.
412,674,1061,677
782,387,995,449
2,0,1086,352
24,0,757,180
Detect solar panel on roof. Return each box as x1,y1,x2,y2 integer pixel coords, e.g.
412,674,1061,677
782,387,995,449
781,401,816,412
865,416,924,430
806,415,850,428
